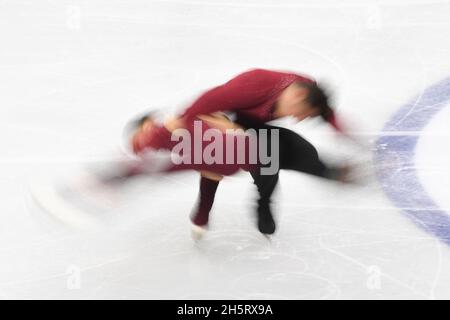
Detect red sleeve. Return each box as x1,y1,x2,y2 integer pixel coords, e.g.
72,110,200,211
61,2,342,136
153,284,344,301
181,69,272,119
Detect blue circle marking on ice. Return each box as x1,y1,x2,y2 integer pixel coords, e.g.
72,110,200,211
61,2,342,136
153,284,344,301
375,77,450,245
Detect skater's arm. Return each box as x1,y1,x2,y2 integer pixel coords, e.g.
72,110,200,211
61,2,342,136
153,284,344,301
181,69,270,120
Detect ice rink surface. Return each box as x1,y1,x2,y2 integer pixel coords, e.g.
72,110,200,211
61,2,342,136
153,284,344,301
1,0,450,299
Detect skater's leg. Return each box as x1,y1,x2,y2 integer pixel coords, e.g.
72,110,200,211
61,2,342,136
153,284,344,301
277,126,345,180
190,172,222,240
239,122,343,235
250,169,279,235
230,119,281,235
190,172,222,227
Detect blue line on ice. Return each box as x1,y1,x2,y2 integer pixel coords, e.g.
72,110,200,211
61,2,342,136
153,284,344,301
375,76,450,245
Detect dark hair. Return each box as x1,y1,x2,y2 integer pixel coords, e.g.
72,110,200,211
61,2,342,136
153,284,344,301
124,111,156,136
133,114,152,129
298,82,334,121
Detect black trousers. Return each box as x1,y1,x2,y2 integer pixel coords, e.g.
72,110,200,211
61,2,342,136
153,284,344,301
235,117,333,211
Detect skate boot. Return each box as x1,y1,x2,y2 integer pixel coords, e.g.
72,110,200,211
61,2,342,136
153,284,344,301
190,209,210,241
189,177,219,241
257,203,276,235
251,171,279,235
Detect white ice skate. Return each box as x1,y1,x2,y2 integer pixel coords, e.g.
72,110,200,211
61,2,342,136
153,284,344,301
190,222,208,241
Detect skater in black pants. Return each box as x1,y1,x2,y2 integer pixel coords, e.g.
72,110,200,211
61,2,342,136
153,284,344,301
126,69,358,239
191,116,349,236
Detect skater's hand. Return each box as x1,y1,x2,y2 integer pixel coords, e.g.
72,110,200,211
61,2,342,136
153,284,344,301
164,116,186,133
197,113,242,132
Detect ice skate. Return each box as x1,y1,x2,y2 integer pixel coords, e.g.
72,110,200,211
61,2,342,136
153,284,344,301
257,205,276,235
190,222,208,241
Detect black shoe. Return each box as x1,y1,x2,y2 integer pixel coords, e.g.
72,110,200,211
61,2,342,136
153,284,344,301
257,205,276,235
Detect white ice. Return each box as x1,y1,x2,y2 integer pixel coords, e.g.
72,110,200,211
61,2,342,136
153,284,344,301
1,0,450,299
